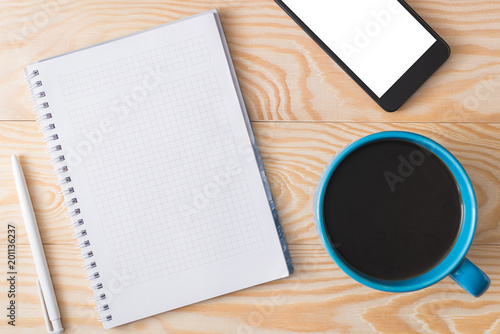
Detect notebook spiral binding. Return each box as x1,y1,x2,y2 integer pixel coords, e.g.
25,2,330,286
25,69,113,323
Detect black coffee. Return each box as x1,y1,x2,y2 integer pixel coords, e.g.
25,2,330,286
323,139,462,281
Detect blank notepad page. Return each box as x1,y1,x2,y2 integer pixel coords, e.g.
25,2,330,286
28,10,291,328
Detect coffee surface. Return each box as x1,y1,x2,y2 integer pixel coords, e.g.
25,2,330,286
323,140,462,281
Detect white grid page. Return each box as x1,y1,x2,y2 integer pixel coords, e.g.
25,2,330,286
59,36,209,102
67,70,264,285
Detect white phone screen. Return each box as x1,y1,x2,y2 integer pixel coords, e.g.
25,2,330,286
281,0,436,97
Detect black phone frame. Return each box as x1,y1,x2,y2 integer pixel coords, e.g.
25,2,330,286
273,0,451,112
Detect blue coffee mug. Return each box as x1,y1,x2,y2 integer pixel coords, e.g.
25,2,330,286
314,131,490,297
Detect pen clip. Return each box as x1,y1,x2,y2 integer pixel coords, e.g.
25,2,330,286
36,280,63,334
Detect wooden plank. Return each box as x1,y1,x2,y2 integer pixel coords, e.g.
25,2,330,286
1,121,499,246
253,121,500,245
1,0,499,122
0,244,498,333
2,1,499,332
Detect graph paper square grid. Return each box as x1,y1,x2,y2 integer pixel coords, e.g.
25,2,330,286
67,68,265,286
59,36,210,102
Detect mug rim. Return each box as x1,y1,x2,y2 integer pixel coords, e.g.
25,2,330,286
315,131,477,292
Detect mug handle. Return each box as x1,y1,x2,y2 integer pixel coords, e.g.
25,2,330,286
449,257,490,297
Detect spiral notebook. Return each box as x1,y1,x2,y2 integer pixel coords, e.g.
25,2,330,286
25,10,293,329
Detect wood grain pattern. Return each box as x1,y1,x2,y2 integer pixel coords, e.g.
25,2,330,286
1,122,499,246
1,0,499,332
0,244,498,334
0,0,499,121
253,122,500,246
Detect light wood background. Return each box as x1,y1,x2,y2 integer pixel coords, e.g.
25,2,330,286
1,0,499,333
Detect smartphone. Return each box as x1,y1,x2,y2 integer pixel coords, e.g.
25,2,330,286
274,0,450,112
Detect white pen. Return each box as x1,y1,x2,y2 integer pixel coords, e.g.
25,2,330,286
11,155,64,334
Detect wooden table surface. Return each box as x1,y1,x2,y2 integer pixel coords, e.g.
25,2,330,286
1,0,499,333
